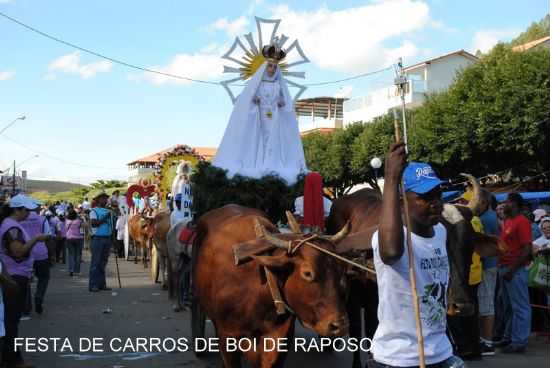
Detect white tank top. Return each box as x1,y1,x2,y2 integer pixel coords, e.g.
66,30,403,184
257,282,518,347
371,223,453,366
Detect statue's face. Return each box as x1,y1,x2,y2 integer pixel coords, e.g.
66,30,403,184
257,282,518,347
266,62,277,77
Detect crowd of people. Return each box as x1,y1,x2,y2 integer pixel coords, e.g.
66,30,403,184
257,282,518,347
0,165,549,367
369,146,550,368
0,189,130,368
416,177,550,360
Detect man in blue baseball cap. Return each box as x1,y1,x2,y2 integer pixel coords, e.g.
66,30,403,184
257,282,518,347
370,142,463,368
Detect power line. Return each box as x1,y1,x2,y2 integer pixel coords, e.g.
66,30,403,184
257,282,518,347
304,66,392,86
0,11,220,85
0,11,392,87
0,134,124,170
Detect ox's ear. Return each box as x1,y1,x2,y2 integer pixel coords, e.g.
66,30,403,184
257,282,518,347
473,233,507,258
251,252,292,271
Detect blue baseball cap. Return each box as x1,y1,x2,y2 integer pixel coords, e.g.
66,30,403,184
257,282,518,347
403,162,443,194
174,193,182,201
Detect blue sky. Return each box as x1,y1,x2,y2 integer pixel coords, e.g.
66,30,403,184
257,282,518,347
0,0,548,184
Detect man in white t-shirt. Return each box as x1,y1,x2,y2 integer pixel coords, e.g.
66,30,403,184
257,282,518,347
81,197,91,211
170,193,189,227
370,142,462,368
293,196,332,219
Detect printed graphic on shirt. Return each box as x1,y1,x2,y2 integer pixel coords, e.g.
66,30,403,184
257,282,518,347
419,247,448,329
535,265,550,285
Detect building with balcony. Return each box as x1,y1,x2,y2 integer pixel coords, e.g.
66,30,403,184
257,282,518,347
127,145,216,184
343,50,478,126
295,97,348,135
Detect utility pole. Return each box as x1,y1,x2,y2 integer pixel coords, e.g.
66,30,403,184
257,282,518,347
394,57,409,152
393,57,426,368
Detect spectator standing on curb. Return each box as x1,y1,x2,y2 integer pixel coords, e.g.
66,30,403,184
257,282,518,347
115,211,126,258
495,193,532,354
88,192,113,292
55,211,67,264
0,194,50,368
65,209,84,277
477,190,500,355
19,200,51,315
532,209,546,241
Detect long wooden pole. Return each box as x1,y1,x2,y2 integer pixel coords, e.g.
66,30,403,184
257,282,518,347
394,59,426,368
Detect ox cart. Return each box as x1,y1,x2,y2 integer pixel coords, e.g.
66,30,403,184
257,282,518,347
166,221,207,354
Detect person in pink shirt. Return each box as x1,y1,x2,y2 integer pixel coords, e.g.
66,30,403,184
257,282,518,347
0,194,50,368
19,204,51,315
65,209,84,276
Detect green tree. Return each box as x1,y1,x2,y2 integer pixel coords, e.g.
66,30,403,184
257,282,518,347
351,112,416,187
411,44,550,177
302,123,370,197
89,180,106,189
510,14,550,46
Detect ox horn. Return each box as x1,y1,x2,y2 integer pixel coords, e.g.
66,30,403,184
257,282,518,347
253,218,289,250
460,173,482,216
285,211,302,234
322,221,351,244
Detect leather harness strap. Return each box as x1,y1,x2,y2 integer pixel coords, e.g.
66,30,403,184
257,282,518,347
261,234,377,316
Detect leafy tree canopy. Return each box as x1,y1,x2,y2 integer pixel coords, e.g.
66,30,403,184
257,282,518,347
510,14,550,46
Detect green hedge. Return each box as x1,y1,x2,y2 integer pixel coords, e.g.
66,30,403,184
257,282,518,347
190,161,304,224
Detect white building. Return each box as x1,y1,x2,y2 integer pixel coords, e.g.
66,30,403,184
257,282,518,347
343,50,479,126
295,97,348,135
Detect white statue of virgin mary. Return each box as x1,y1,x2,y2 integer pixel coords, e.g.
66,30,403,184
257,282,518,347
213,45,307,185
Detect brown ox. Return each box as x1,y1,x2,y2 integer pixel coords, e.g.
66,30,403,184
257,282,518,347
152,211,171,289
194,204,350,368
326,175,504,367
128,214,154,268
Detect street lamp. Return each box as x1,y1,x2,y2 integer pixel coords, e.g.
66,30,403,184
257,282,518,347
2,154,39,173
370,157,382,190
0,115,26,136
370,156,382,171
15,154,39,170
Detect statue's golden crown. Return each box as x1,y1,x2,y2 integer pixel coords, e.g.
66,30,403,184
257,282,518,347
261,39,286,63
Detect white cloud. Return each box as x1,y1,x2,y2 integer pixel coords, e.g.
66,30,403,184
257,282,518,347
471,28,520,54
246,0,264,15
0,70,15,81
430,20,457,33
268,0,431,73
137,52,225,86
47,52,113,79
138,1,435,86
209,16,249,37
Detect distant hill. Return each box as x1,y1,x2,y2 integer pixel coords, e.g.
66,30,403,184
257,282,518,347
26,179,88,194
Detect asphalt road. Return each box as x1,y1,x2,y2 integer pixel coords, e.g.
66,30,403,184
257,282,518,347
18,249,550,368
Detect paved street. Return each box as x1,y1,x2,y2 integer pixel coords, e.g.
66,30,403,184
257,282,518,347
19,250,550,368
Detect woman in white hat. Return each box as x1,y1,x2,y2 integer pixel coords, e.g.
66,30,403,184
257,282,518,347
0,195,50,368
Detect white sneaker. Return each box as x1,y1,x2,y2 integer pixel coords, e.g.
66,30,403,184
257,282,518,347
20,315,32,321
